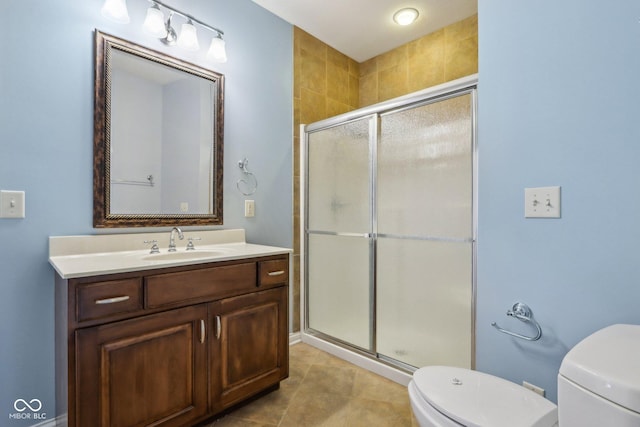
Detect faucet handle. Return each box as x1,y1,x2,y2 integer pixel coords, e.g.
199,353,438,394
144,240,160,254
186,237,202,251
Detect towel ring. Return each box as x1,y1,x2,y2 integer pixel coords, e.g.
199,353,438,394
236,158,258,196
491,302,542,341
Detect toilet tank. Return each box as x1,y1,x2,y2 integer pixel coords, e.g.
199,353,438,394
558,324,640,426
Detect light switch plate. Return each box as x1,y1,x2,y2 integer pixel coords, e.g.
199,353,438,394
524,186,560,218
244,200,255,217
0,190,26,218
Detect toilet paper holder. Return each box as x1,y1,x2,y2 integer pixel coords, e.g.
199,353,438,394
491,302,542,341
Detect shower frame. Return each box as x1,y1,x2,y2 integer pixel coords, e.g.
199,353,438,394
300,75,478,382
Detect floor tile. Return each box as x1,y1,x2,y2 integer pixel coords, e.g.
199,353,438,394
352,369,410,404
345,398,413,427
206,343,415,427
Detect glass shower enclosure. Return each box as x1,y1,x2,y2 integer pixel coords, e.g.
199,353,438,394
303,77,477,370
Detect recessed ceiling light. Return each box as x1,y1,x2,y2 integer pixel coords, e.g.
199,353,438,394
393,8,419,26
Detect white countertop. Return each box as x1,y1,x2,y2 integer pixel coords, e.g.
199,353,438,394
49,229,291,279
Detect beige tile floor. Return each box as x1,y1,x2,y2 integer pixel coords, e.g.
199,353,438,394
204,342,418,427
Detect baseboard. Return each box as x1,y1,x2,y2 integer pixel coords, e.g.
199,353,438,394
289,331,302,345
301,333,412,386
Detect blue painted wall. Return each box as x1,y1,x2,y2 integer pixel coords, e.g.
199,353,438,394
477,1,640,402
4,0,639,420
0,0,292,423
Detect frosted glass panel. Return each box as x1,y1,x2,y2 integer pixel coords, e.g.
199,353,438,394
307,234,371,350
378,94,473,239
307,118,371,233
304,86,475,371
376,238,472,368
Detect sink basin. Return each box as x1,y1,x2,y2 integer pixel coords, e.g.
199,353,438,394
142,250,227,262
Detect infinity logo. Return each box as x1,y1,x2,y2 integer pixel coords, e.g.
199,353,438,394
13,399,42,412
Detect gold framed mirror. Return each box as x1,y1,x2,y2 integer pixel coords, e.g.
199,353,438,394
94,31,224,227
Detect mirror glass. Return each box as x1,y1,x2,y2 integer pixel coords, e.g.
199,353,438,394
94,31,224,227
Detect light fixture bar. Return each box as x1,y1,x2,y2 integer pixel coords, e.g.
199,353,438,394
151,0,224,36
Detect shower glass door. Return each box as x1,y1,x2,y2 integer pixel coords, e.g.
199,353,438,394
304,79,477,371
305,116,375,351
376,92,474,368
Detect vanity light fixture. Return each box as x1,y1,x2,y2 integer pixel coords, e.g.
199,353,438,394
207,34,227,63
143,3,166,37
160,12,178,45
177,19,200,51
102,0,228,62
393,8,419,26
101,0,130,24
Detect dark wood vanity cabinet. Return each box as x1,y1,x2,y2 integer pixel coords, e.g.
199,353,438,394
75,305,209,427
56,255,289,427
211,286,288,411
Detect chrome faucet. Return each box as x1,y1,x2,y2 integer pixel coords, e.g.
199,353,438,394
168,227,184,252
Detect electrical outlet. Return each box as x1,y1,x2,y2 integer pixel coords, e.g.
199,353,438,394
523,381,545,397
244,200,255,217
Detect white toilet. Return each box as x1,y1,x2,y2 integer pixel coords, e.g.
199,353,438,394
408,324,640,426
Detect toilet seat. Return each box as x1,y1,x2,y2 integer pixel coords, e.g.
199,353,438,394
410,366,558,427
409,380,464,426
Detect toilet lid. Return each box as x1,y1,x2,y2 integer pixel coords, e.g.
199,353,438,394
413,366,558,427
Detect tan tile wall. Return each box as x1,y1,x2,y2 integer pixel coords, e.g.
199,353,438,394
291,16,477,333
359,14,478,106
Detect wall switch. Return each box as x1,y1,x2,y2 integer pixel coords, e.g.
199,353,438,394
523,381,545,397
0,190,26,218
244,200,255,217
180,202,189,212
524,186,560,218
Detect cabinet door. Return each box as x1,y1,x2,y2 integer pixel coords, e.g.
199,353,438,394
210,287,288,410
75,305,208,427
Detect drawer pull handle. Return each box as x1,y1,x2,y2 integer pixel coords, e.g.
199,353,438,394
267,270,285,277
215,315,221,340
200,319,206,344
95,295,130,305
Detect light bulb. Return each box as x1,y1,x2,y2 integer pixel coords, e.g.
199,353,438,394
177,20,199,51
393,8,419,26
207,36,227,63
144,4,167,38
101,0,130,24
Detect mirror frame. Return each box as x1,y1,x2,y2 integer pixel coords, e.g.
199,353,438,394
93,31,224,228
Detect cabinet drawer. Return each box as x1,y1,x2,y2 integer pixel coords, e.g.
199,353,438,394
258,258,288,287
145,262,257,308
77,278,143,322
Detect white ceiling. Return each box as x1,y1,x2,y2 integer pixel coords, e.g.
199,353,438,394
251,0,477,62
